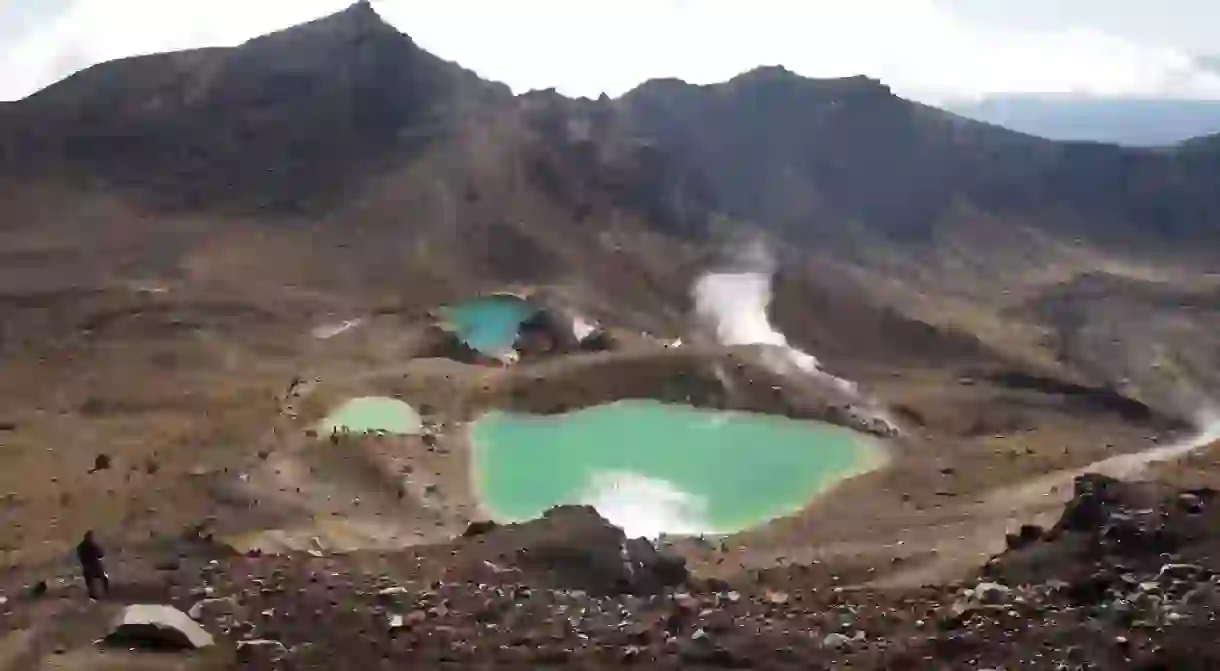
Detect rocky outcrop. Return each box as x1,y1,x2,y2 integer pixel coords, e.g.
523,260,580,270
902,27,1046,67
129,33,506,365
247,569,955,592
6,475,1220,668
415,323,506,365
982,370,1168,425
987,474,1220,587
576,327,621,353
459,505,687,595
974,473,1220,668
514,307,580,358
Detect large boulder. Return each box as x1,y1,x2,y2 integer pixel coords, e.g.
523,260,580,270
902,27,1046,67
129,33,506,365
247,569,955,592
462,505,687,595
104,604,214,650
624,536,689,593
985,473,1220,588
514,307,581,357
577,328,622,353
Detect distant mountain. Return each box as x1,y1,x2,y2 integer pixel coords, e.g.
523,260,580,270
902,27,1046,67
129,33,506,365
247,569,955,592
944,94,1220,146
610,67,1220,244
2,1,1220,412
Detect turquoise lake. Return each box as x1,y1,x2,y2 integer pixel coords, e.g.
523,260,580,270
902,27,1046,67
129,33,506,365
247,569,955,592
470,400,885,537
439,295,537,355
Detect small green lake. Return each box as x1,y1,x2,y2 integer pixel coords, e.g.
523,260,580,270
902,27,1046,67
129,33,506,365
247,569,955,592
470,400,885,537
322,396,423,436
439,295,537,355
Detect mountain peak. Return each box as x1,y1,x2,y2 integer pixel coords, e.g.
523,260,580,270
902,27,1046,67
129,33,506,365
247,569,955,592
245,0,403,49
729,66,891,95
735,65,799,81
0,0,502,210
335,0,388,29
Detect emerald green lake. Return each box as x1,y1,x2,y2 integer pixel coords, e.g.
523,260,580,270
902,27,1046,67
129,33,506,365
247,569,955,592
470,400,885,537
322,396,423,436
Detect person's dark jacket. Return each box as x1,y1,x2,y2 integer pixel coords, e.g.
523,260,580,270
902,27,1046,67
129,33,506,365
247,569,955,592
77,535,105,573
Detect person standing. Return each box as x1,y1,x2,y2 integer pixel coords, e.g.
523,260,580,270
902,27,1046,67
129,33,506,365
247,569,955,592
77,531,109,599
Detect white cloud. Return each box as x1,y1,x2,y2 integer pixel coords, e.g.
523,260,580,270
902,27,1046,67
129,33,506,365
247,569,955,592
2,0,1219,103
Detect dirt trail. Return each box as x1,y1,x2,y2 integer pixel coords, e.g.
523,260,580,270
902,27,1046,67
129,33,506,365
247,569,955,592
864,416,1220,588
988,416,1220,512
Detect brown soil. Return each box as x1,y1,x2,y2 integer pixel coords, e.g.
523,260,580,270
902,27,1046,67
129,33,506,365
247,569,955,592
3,474,1220,669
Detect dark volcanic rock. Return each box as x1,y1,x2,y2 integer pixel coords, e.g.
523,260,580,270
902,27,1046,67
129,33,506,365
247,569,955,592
463,505,687,595
577,328,620,352
513,306,579,358
1004,523,1045,551
987,473,1220,587
416,323,501,365
1,475,1212,669
461,520,499,538
91,453,112,472
624,536,689,593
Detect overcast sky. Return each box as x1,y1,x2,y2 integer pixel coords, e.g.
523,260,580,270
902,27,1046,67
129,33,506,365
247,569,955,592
2,0,1219,104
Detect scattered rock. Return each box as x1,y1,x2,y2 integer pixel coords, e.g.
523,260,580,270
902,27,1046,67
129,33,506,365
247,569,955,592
763,589,790,605
1184,583,1220,607
91,454,112,472
578,329,619,353
1005,524,1044,550
236,639,288,663
28,581,46,598
104,605,214,650
1179,492,1204,513
405,610,428,626
624,536,688,593
189,586,215,599
187,597,236,620
679,629,739,666
822,632,853,650
972,582,1013,605
461,520,498,538
1157,564,1204,582
376,586,410,607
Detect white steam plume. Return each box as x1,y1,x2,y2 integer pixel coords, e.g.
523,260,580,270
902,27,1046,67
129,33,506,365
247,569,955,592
692,241,857,395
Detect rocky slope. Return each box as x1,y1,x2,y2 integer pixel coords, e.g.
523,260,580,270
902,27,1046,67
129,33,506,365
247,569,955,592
3,474,1220,669
0,1,502,210
2,3,1220,667
2,2,1215,419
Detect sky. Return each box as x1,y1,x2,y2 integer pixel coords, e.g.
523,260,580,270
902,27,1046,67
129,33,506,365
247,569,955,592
2,0,1219,104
